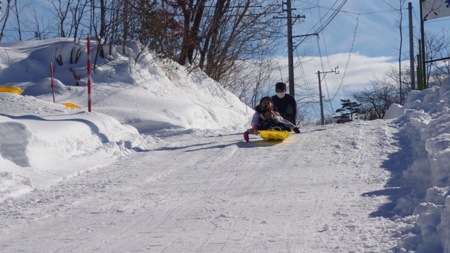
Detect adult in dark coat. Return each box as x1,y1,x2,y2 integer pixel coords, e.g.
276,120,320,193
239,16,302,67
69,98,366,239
271,82,297,125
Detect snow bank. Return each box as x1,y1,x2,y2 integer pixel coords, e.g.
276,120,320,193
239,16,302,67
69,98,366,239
3,38,449,251
0,92,153,202
0,39,250,202
391,79,450,252
384,103,404,119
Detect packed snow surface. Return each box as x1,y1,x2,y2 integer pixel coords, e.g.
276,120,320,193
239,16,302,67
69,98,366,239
1,39,450,252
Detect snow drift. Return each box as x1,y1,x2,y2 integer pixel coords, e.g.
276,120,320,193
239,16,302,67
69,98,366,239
1,38,450,252
0,39,249,202
386,79,450,252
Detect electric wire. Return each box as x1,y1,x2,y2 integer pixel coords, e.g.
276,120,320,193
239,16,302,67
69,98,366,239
313,0,336,115
297,0,347,46
312,1,335,116
315,35,336,115
295,52,321,118
327,11,360,102
298,0,350,118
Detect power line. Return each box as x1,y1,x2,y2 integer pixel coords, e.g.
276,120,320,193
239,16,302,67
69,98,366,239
315,35,336,115
274,0,306,98
297,0,347,45
288,0,348,120
317,66,339,125
300,0,349,119
328,12,359,102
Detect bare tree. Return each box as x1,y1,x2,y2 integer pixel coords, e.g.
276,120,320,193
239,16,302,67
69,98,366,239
154,1,184,58
121,0,130,55
199,0,282,84
353,79,400,120
2,0,44,42
107,0,120,55
0,0,281,93
12,0,22,40
30,7,45,39
145,0,281,86
91,0,107,66
224,57,276,108
0,0,13,42
48,0,73,37
70,0,89,42
384,0,407,104
424,30,450,87
177,0,206,66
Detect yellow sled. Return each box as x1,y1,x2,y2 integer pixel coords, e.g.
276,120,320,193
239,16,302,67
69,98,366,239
258,130,290,141
0,86,23,95
62,102,81,109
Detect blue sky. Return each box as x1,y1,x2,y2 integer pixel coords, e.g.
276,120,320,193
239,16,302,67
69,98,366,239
2,0,450,120
266,0,450,119
1,0,448,59
286,0,450,58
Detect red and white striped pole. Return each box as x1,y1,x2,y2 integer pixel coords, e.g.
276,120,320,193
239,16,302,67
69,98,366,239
87,34,92,112
50,62,55,103
243,82,248,115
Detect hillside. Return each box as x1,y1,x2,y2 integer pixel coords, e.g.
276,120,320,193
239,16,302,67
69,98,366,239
1,39,450,252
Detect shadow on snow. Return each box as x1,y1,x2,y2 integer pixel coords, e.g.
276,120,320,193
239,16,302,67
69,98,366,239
362,121,415,219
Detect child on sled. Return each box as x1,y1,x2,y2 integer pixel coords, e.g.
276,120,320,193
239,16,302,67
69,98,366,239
243,97,299,142
258,108,293,131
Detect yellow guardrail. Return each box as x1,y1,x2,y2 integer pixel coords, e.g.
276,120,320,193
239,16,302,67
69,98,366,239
0,86,24,95
62,102,81,109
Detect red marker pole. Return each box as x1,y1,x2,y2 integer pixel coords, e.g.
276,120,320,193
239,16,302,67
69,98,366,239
243,82,248,115
87,34,92,112
50,62,55,103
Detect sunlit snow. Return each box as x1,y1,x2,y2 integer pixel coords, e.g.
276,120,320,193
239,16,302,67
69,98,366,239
1,39,449,252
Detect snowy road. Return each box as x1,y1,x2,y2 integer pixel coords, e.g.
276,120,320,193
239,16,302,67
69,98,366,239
0,120,400,252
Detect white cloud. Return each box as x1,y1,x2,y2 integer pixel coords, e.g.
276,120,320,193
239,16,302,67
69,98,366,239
240,53,400,119
291,0,420,58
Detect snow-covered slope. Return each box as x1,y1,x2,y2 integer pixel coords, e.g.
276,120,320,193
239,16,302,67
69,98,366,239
1,39,450,252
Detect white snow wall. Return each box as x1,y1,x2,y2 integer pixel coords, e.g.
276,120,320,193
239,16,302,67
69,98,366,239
396,79,450,252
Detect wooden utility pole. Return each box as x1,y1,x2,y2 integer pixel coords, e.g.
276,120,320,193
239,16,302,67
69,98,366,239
317,71,324,125
274,1,304,98
286,0,295,97
408,2,416,91
418,0,426,90
317,67,339,125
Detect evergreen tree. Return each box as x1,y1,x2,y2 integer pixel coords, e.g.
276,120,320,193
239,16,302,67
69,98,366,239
334,99,361,123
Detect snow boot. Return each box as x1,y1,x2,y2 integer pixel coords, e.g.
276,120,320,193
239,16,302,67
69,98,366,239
243,131,249,142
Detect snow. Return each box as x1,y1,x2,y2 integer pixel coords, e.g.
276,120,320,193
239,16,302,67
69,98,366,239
0,39,450,252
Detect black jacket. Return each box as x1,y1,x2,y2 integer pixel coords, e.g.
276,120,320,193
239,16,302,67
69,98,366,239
271,94,297,124
258,118,291,131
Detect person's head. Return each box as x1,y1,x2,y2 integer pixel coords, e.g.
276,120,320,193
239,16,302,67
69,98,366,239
261,109,274,119
275,82,287,98
259,96,273,109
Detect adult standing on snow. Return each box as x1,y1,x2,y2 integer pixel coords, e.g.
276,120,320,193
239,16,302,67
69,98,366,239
271,82,297,125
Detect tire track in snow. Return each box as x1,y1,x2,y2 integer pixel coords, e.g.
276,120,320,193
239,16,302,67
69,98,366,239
0,122,400,252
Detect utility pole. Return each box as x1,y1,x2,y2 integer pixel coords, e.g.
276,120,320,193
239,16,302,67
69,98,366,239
317,67,339,125
408,2,416,91
418,0,426,90
286,0,295,97
274,1,305,98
